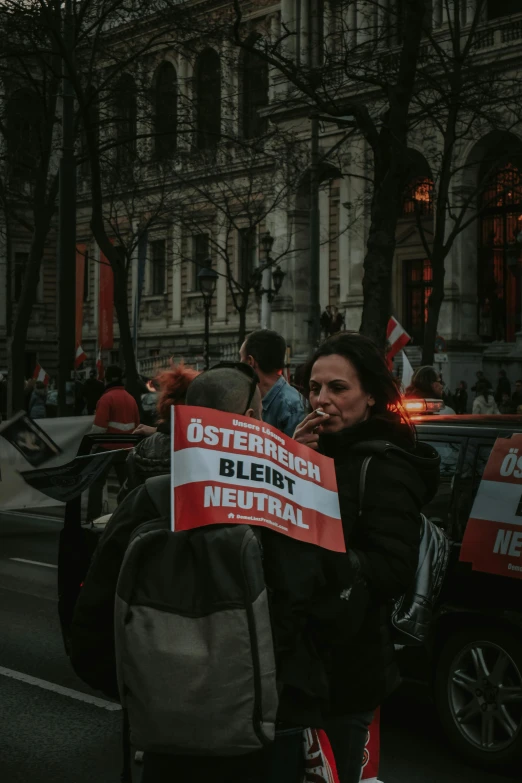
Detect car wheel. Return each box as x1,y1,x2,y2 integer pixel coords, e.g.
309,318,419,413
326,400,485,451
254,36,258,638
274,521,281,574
434,626,522,770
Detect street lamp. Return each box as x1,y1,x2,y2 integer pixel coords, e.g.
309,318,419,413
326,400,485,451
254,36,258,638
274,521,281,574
253,231,286,328
198,264,218,370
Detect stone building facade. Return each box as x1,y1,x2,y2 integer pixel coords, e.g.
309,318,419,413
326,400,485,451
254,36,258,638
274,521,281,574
1,0,522,398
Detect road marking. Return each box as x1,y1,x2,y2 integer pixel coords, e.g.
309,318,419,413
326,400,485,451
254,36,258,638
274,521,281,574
9,558,58,569
0,666,121,711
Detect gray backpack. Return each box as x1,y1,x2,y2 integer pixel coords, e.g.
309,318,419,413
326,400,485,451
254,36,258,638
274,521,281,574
114,475,278,756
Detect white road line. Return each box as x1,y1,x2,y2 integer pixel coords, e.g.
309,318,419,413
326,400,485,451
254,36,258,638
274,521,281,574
9,558,58,569
0,666,121,711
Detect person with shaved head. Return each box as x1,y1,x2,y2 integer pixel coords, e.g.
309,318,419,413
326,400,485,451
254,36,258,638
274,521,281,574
70,361,326,783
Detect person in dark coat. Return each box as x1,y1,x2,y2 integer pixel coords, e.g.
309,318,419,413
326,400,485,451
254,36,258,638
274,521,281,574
454,380,468,414
29,381,47,419
82,370,104,415
495,369,511,405
294,332,440,783
117,363,199,502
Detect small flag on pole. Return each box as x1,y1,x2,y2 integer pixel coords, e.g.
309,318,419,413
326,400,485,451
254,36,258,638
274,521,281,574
75,344,87,369
32,364,50,386
386,317,411,365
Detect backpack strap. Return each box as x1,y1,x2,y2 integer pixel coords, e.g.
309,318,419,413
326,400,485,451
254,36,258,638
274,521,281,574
358,456,372,518
144,475,172,519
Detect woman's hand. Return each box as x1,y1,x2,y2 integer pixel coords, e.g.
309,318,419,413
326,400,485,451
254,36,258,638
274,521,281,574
133,424,157,436
293,409,329,450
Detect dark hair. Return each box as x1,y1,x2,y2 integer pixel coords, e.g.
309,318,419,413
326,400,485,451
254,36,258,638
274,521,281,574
476,380,490,402
303,332,412,435
406,366,439,398
499,369,507,377
459,380,467,390
244,329,286,373
156,362,200,422
105,365,123,383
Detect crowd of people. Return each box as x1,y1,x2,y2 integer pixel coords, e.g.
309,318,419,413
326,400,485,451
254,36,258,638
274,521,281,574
65,329,441,783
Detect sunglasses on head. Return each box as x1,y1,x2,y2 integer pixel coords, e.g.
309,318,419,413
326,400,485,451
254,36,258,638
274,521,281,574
206,361,259,414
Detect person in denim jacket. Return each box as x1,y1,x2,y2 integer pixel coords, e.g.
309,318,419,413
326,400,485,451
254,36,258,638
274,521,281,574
240,329,305,437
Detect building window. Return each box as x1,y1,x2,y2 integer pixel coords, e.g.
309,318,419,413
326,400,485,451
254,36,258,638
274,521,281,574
13,252,29,302
151,239,166,295
154,62,177,160
83,251,90,302
195,49,221,150
402,178,434,217
241,44,269,140
189,233,210,290
478,162,522,343
487,0,519,19
403,259,433,345
114,74,137,166
238,228,257,285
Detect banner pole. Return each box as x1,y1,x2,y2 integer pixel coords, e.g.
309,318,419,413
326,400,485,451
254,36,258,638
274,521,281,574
171,405,175,532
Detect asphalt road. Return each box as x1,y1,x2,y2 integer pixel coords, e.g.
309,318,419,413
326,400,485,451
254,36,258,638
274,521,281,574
0,511,519,783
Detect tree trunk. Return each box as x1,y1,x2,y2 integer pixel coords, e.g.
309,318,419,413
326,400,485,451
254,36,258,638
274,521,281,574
7,210,55,416
237,298,248,349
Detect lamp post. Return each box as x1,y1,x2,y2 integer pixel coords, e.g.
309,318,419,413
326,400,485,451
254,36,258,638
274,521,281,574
253,231,286,329
198,264,218,369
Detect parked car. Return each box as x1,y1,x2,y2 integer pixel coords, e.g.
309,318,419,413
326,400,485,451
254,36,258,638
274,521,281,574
402,414,522,771
58,417,522,771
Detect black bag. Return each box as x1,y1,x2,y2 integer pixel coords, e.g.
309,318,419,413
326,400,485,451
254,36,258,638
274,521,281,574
359,455,450,646
114,475,278,756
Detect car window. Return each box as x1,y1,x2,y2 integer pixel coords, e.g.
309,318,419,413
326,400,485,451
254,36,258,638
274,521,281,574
422,439,464,531
454,440,494,542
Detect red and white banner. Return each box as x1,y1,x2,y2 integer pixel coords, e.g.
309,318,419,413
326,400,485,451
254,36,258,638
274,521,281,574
460,435,522,579
96,350,104,381
387,317,410,363
75,344,87,369
76,244,86,347
33,364,49,386
172,406,344,552
98,251,114,350
361,710,381,782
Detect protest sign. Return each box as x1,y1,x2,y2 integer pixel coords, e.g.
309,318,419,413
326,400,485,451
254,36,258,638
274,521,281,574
172,406,344,552
460,434,522,579
0,411,62,467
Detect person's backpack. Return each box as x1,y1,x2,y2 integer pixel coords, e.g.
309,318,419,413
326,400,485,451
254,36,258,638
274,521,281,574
358,453,450,647
114,475,278,756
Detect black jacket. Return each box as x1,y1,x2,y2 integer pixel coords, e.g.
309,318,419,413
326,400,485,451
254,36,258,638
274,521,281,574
117,421,170,502
313,415,440,715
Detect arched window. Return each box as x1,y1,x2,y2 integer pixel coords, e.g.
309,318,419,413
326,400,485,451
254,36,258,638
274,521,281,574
154,62,177,159
114,74,137,166
195,49,221,150
7,89,42,185
240,45,269,140
402,177,434,217
478,162,522,342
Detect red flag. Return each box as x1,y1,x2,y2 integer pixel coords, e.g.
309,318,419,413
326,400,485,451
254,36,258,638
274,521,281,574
96,350,104,381
98,251,114,350
33,364,50,386
386,317,410,364
75,344,87,369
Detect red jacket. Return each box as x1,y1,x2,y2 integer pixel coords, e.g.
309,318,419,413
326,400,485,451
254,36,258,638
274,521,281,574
92,384,139,436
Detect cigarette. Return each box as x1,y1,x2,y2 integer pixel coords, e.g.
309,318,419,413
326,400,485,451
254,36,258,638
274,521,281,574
315,409,328,416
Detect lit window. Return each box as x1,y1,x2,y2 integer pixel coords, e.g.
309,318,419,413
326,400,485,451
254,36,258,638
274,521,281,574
402,178,434,216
